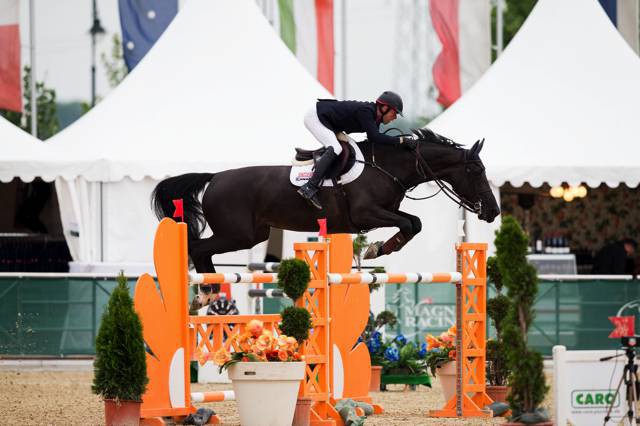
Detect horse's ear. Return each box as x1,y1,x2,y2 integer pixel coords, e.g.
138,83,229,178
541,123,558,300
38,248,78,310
479,138,485,152
411,128,423,139
470,140,480,155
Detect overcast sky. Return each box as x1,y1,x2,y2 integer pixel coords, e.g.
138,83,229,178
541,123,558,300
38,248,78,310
17,0,438,116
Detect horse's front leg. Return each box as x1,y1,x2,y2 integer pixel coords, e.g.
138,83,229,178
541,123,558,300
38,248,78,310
361,209,420,259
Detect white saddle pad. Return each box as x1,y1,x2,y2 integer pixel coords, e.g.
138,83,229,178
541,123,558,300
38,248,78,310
289,137,365,187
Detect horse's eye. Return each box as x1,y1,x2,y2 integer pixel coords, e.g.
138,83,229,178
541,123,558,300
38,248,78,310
465,168,470,173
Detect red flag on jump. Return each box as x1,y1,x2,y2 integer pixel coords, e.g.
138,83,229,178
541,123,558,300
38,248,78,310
609,316,635,338
172,199,184,222
317,218,327,237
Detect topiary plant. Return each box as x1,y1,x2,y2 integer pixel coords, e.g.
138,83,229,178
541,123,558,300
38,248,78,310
92,272,148,402
486,256,511,387
277,258,310,300
279,306,312,343
494,216,549,423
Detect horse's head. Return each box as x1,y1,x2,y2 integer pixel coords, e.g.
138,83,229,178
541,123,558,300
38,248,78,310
414,130,500,223
451,138,500,223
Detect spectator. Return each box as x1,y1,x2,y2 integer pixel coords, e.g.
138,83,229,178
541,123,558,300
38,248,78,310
592,238,637,275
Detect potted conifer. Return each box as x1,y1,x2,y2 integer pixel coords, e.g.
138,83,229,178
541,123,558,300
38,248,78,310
92,273,148,426
486,256,511,402
494,216,550,425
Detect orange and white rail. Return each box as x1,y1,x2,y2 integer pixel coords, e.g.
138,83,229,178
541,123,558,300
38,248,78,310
190,271,461,285
327,272,461,284
189,272,278,285
190,390,235,403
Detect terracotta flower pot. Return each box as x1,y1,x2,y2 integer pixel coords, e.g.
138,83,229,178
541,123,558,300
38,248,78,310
436,361,456,404
486,385,510,403
369,365,382,392
104,399,141,426
292,396,313,426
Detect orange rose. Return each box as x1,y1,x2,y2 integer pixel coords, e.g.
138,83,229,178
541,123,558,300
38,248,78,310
213,347,231,366
426,334,441,350
448,350,457,360
286,336,298,348
246,319,264,337
448,324,457,336
278,350,289,361
256,333,275,351
277,335,289,349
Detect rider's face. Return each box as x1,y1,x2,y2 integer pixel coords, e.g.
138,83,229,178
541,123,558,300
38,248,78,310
380,108,397,125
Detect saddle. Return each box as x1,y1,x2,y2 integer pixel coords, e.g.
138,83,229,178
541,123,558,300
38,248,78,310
294,133,356,179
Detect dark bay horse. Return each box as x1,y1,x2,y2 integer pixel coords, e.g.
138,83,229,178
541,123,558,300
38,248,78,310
152,129,500,273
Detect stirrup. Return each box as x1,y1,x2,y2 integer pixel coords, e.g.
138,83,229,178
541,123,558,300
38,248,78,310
297,185,323,210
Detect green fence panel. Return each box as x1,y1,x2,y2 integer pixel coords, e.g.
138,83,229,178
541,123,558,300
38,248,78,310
0,277,135,356
385,278,640,356
2,276,637,357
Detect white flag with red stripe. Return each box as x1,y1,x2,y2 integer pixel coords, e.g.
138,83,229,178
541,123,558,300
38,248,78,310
268,0,335,94
429,0,491,108
0,0,21,112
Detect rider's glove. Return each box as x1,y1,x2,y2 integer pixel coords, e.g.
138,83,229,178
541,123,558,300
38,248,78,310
399,135,418,150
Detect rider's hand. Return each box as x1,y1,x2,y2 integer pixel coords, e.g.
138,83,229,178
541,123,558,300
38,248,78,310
400,135,418,150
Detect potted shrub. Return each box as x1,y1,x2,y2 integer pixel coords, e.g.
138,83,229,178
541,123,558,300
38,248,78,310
379,334,430,391
494,216,550,425
424,325,456,403
362,310,397,391
213,258,313,426
486,255,512,402
92,272,148,426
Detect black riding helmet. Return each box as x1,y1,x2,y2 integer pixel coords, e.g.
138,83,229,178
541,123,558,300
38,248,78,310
376,91,404,116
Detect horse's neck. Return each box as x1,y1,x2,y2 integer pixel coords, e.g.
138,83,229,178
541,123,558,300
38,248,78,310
357,141,463,187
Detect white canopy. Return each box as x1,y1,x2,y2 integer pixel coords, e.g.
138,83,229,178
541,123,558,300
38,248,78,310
0,116,98,182
429,0,640,188
44,0,331,182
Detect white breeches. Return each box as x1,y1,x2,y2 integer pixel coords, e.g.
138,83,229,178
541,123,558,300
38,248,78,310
304,106,343,155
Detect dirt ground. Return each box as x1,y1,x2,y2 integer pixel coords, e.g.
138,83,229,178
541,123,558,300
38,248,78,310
0,369,554,425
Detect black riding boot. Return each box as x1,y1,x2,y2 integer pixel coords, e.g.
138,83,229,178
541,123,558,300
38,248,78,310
297,147,338,210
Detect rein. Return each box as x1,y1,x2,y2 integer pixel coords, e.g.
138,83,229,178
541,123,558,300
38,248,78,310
355,132,482,213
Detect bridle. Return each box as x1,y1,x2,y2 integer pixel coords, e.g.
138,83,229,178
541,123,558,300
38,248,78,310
356,132,486,215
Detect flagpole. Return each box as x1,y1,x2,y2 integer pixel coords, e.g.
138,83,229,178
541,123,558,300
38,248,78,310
496,0,504,57
29,0,37,138
341,0,347,99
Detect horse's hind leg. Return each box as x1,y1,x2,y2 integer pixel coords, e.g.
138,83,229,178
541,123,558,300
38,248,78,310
189,227,271,273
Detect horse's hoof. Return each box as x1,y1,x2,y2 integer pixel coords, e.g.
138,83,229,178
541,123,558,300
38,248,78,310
363,241,383,259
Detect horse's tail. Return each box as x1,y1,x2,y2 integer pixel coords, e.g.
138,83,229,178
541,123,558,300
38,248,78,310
151,173,215,242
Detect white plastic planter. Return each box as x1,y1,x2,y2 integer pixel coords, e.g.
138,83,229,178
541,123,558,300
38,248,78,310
437,361,456,404
228,361,305,426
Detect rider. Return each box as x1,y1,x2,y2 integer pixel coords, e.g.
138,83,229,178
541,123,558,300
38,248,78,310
297,91,417,210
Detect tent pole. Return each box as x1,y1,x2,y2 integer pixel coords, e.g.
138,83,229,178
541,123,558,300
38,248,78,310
29,0,37,138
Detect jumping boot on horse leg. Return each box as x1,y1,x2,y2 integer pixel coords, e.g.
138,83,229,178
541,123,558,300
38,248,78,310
363,232,408,259
297,146,338,210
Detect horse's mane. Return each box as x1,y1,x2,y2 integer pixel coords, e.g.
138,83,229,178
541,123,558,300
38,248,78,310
415,128,464,149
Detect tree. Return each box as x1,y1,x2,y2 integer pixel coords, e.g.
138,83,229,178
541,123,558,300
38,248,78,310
101,34,128,88
494,216,549,422
492,0,537,62
0,66,59,140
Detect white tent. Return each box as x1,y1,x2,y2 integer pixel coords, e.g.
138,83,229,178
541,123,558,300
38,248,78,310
415,0,640,250
429,0,640,188
39,0,331,269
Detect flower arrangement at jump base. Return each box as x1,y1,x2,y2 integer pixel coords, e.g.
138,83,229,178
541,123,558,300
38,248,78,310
210,319,304,369
374,333,430,390
424,324,457,374
424,325,458,403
